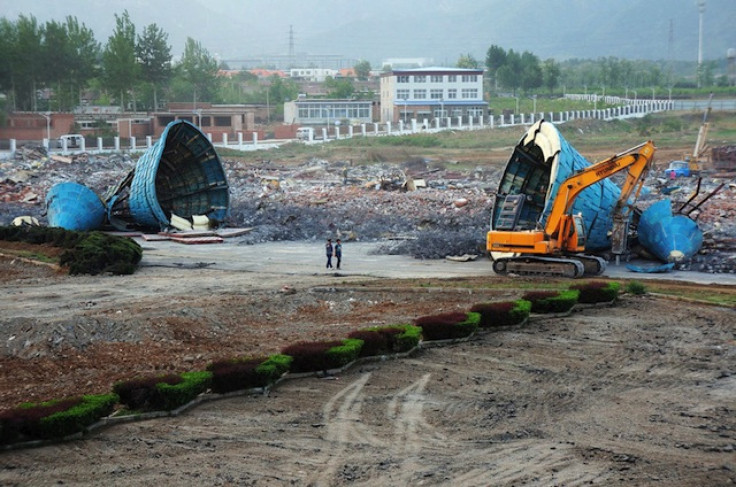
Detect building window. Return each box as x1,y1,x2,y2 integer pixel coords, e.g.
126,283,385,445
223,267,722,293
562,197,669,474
447,75,457,82
461,74,478,82
214,116,230,127
470,107,486,117
430,75,443,82
397,75,409,83
413,89,427,99
461,88,478,99
430,89,443,99
413,75,426,83
396,89,410,100
447,89,457,99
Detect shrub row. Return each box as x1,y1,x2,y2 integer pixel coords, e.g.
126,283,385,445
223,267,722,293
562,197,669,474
0,225,142,275
0,394,118,444
0,281,621,446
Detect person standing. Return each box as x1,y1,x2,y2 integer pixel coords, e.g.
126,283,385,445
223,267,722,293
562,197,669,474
325,239,334,269
334,239,342,269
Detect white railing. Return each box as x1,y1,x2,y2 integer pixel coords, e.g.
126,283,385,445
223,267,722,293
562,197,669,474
0,96,704,158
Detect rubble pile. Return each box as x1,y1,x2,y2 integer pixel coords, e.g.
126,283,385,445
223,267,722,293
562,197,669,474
1,149,735,271
225,158,496,258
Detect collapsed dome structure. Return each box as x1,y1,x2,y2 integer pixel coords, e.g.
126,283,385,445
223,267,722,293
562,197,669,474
106,120,229,231
491,120,621,251
46,182,107,231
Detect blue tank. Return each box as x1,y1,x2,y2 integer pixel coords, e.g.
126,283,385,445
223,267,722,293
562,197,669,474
45,182,106,231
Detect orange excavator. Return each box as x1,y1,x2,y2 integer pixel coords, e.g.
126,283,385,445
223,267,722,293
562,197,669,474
487,140,657,278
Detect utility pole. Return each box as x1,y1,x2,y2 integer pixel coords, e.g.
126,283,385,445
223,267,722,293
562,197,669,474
697,0,706,88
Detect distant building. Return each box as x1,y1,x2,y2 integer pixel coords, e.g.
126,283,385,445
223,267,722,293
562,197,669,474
289,68,338,82
380,67,486,123
381,58,434,70
283,97,375,126
152,103,266,139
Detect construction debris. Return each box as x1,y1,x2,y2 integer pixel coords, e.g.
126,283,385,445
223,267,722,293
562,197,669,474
1,138,735,272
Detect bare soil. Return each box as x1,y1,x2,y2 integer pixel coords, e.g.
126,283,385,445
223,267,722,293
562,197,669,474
0,243,734,486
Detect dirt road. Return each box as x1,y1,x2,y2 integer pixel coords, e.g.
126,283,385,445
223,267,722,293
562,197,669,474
0,240,735,486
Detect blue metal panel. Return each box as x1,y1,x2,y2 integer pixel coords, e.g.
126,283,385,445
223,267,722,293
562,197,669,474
46,182,106,231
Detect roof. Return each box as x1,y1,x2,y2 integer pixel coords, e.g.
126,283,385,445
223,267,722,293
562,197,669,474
388,66,484,76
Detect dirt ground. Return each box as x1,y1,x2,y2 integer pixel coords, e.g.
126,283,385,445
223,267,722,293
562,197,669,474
0,241,735,486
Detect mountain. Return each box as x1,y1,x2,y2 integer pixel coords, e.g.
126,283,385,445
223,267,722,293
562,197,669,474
2,0,734,65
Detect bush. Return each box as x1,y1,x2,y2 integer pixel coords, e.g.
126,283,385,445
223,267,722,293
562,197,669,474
348,324,421,356
208,357,265,394
59,232,142,275
415,312,480,341
570,281,620,304
155,371,212,411
40,393,119,439
282,339,363,373
626,280,647,295
207,354,292,393
347,329,392,357
470,300,532,327
256,354,293,384
522,289,579,313
0,394,118,443
113,374,183,411
0,226,142,275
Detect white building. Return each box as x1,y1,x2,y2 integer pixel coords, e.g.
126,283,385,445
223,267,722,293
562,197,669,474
283,98,375,126
289,68,338,82
380,67,486,124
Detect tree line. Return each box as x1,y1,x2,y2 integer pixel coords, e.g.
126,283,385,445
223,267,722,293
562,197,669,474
457,45,727,97
0,11,304,113
0,12,730,115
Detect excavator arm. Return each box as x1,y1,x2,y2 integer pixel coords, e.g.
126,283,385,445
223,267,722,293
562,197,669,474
544,140,656,250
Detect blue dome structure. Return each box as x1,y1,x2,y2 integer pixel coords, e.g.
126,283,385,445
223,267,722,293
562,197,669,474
106,120,229,231
637,199,703,262
45,182,106,231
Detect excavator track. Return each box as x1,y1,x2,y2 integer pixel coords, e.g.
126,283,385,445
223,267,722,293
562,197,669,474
571,254,608,276
492,256,585,278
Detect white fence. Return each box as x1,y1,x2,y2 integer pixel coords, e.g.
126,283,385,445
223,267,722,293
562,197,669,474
0,96,705,157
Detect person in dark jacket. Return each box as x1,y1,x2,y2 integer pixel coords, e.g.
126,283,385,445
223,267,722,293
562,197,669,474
334,239,342,269
325,239,333,269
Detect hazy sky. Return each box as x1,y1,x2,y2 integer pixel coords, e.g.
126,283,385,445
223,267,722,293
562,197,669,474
3,0,734,64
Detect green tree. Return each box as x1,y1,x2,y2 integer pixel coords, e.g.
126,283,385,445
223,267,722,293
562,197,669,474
0,18,16,103
324,76,355,98
177,37,220,104
456,53,480,69
520,51,542,92
485,45,506,90
13,15,44,110
136,23,172,110
497,49,522,94
102,10,139,110
64,17,100,109
354,59,371,80
542,58,560,94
